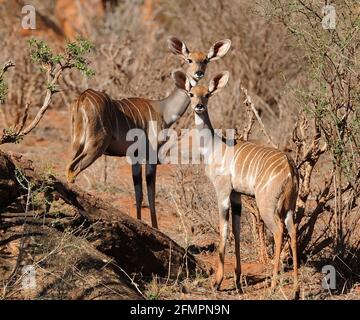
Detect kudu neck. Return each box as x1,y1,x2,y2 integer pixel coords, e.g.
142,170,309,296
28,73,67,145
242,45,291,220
195,110,214,133
194,110,217,160
158,87,190,127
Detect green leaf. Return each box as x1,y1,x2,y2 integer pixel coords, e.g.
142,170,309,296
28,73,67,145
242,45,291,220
28,38,55,66
66,37,95,77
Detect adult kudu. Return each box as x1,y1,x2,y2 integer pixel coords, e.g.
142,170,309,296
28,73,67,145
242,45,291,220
66,37,231,229
172,70,299,298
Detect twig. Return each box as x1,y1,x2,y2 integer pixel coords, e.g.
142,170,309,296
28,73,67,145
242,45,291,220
20,67,62,137
170,192,190,283
3,172,32,296
0,61,15,79
110,262,146,299
243,98,255,140
0,66,60,144
241,85,277,148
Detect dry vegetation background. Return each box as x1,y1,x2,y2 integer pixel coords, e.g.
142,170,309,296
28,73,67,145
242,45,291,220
0,0,359,300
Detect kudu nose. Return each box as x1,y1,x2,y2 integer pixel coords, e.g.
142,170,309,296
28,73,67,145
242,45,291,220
195,71,204,78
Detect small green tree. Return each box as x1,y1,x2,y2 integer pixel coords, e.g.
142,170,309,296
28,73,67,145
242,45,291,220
0,37,94,144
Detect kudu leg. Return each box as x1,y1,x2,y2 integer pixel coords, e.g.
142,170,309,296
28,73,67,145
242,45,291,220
257,199,285,293
145,163,158,229
70,135,85,163
270,218,284,292
66,139,108,183
132,163,143,221
69,110,85,162
214,202,230,290
285,210,299,299
230,195,242,291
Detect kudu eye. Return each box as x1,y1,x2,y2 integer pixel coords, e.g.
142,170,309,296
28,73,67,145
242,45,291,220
195,71,204,78
187,59,193,63
189,93,194,97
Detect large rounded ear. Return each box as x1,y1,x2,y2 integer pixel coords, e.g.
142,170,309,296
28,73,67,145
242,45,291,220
208,71,230,95
167,37,190,60
172,70,193,92
207,39,231,61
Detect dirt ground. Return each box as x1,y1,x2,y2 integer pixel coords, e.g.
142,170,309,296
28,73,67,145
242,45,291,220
2,106,359,300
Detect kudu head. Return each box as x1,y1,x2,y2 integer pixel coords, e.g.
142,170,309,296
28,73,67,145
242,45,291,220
172,70,230,115
167,37,231,82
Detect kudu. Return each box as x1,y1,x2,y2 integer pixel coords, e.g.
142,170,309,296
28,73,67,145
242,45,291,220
172,70,300,298
66,37,231,229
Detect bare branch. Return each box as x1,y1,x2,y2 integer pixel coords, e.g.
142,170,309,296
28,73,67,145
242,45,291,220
240,85,277,148
19,68,62,136
0,61,15,79
15,103,30,134
243,97,255,140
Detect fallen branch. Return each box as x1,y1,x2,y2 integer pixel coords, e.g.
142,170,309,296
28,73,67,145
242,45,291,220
0,150,206,280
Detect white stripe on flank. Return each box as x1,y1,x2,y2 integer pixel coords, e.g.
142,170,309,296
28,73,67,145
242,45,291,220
259,167,287,192
246,147,264,189
256,151,281,179
230,142,251,176
86,94,106,134
126,98,145,128
257,157,286,190
253,149,274,183
123,99,139,130
79,105,88,147
121,99,137,126
256,155,284,187
90,90,107,106
238,145,257,186
116,100,131,131
145,101,158,143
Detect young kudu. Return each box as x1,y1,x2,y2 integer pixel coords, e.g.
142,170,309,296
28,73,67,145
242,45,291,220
172,70,300,298
66,37,231,229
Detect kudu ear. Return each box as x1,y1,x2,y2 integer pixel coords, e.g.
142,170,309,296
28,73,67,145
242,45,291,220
207,39,231,61
167,36,190,60
208,71,230,95
172,70,194,92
